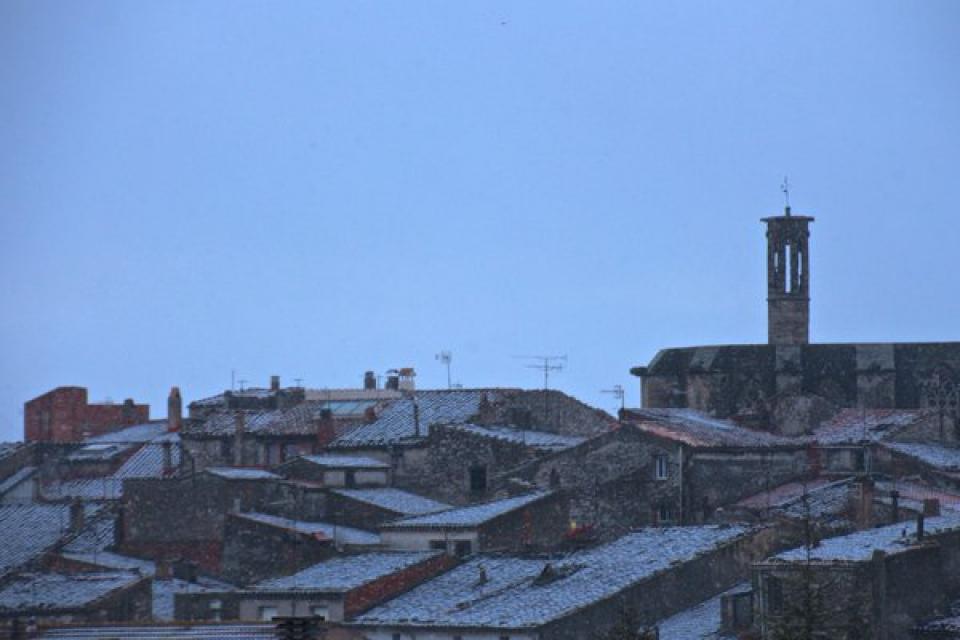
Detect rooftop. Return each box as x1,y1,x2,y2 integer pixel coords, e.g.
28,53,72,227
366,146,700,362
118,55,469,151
882,441,960,471
330,488,451,516
297,454,390,469
0,571,143,613
253,551,441,593
623,409,797,448
773,512,960,563
331,389,509,447
381,491,553,530
205,468,280,481
655,582,748,640
234,511,380,546
354,525,748,630
444,423,586,451
41,624,276,639
812,409,932,445
0,504,101,578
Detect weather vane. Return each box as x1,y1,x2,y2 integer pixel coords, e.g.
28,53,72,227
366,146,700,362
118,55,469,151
781,175,791,213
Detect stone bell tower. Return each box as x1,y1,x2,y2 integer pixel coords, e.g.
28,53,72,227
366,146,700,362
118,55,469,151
762,205,814,345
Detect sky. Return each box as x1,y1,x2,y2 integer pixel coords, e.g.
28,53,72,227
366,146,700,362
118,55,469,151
1,1,959,441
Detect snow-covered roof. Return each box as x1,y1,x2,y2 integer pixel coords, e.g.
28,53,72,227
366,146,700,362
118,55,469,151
42,477,124,501
444,423,586,451
882,441,960,471
0,504,97,577
235,512,380,546
41,624,276,639
773,513,960,563
0,571,144,612
811,409,931,445
253,552,440,593
655,582,749,640
189,400,375,437
624,409,796,448
57,549,233,621
0,442,28,462
205,467,280,481
61,510,117,555
113,436,181,479
0,466,36,495
354,525,749,630
84,421,170,445
330,488,451,516
331,390,505,447
381,491,553,530
298,454,389,469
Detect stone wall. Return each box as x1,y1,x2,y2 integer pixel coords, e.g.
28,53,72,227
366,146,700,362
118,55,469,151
220,513,337,585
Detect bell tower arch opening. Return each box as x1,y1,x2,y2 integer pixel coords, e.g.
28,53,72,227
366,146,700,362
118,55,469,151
762,205,814,345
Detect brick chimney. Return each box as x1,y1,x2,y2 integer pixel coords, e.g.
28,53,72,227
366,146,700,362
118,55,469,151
167,387,182,433
855,476,875,530
363,371,377,390
270,376,280,392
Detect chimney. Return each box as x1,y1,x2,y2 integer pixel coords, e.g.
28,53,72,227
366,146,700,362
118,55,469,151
917,513,925,541
270,376,280,392
363,371,377,390
385,371,400,391
162,440,174,477
69,500,85,532
234,412,245,466
923,498,941,517
399,368,416,392
890,490,900,524
167,387,182,433
316,408,336,448
122,398,137,425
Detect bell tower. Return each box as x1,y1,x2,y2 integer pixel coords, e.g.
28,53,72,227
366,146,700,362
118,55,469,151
762,204,814,345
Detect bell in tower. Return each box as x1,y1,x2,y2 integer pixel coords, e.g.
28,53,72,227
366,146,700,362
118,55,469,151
762,203,814,345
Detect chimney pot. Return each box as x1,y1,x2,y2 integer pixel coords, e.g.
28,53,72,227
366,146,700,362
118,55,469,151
167,387,182,433
363,371,377,390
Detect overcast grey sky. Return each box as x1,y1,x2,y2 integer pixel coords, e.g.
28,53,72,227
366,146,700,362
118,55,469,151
1,1,958,440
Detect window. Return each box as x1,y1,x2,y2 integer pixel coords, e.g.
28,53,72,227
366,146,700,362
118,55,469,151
655,455,668,480
454,540,473,557
429,540,447,551
345,470,356,488
209,599,222,622
310,605,328,620
258,606,279,621
657,504,672,523
392,634,402,640
469,465,487,493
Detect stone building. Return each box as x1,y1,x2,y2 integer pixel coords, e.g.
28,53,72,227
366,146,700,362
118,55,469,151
24,386,150,443
632,206,960,436
378,490,567,557
350,525,781,640
753,512,960,640
329,388,616,492
177,551,453,623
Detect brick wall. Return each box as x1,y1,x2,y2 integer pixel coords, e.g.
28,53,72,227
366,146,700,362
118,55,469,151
24,387,149,442
343,553,456,618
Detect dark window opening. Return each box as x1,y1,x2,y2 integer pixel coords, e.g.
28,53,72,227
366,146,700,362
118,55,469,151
454,540,473,557
345,470,356,488
469,465,487,494
429,540,446,551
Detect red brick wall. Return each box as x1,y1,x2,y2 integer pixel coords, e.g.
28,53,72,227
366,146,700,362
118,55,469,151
343,553,456,617
117,541,223,575
24,387,149,442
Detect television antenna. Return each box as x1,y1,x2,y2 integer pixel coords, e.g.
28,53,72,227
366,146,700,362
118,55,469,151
237,379,248,391
781,175,791,212
602,384,625,411
513,355,567,424
435,351,453,389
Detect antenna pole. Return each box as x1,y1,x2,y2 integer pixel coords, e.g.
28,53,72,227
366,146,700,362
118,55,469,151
781,175,791,213
436,351,453,389
514,355,566,424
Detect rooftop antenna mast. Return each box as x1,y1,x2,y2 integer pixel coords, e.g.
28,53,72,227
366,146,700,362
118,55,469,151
514,355,567,425
435,351,453,389
602,384,625,413
781,175,791,214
